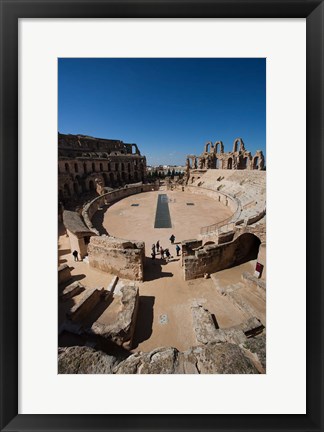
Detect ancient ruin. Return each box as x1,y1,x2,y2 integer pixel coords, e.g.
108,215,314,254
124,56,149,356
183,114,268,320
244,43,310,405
58,135,266,374
58,133,147,202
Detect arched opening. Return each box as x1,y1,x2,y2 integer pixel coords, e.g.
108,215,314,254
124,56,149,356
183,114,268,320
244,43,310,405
216,158,220,169
99,163,103,171
83,162,87,174
234,233,261,266
121,171,126,182
92,162,96,172
108,163,111,171
89,180,95,190
75,175,81,185
115,162,119,171
65,163,70,173
227,158,233,169
121,163,125,171
243,157,249,169
253,157,259,170
74,163,79,173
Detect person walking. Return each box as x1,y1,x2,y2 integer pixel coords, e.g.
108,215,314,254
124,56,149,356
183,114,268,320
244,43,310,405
160,246,164,259
165,248,171,262
176,244,181,256
151,250,156,260
169,234,175,244
151,244,156,254
72,250,78,262
156,240,160,253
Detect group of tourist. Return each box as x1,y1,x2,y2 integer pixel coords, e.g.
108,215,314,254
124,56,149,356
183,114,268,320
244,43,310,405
151,235,181,261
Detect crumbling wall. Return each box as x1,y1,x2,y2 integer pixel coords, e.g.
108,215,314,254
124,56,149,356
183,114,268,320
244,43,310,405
88,236,145,281
183,233,261,280
67,288,104,322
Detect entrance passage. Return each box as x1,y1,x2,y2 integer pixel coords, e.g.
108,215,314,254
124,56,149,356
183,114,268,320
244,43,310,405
154,194,172,228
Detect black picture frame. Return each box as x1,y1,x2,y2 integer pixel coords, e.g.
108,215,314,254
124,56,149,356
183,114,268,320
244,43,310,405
1,1,323,431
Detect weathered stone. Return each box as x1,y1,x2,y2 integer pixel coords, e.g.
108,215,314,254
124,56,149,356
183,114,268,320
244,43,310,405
61,281,84,300
243,333,266,371
114,347,180,374
90,286,139,348
88,236,145,281
191,304,218,344
183,342,259,374
67,287,105,322
58,346,118,374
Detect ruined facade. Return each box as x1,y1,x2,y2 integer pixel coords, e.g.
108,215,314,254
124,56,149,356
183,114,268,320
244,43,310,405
186,138,265,180
58,133,147,201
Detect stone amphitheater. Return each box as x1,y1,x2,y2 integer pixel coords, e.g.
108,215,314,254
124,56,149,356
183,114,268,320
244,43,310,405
58,136,266,374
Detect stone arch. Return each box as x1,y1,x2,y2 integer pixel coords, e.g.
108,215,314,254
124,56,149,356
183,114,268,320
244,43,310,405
233,138,245,153
243,156,249,169
99,162,103,171
92,162,96,172
121,163,125,171
65,163,70,173
83,162,87,174
227,157,233,169
204,141,213,153
253,156,259,170
108,163,111,171
214,141,222,154
234,233,261,266
89,179,95,190
115,162,119,171
132,144,139,155
74,163,79,173
215,158,220,169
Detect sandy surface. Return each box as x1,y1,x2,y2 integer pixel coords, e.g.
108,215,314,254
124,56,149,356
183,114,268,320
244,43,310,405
58,189,266,353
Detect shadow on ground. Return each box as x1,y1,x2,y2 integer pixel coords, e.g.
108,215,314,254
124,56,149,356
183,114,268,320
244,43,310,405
143,257,173,281
131,295,155,349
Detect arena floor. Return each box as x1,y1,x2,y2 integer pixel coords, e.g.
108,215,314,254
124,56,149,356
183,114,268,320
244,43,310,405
58,188,265,353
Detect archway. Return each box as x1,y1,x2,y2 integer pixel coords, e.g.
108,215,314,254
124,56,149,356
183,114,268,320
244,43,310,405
253,157,259,170
234,233,261,266
83,162,87,174
92,162,96,172
227,158,233,169
216,158,220,169
100,163,103,171
74,163,79,173
65,163,70,173
243,157,249,169
89,180,95,190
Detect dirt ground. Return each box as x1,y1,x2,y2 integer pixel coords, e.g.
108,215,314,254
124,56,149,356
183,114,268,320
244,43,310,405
58,189,265,353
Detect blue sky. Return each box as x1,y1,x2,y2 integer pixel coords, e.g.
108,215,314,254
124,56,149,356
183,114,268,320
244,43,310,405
58,58,266,166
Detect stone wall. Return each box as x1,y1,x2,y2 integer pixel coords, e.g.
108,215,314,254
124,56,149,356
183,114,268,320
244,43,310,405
67,288,104,322
82,185,158,234
183,233,261,280
88,236,145,281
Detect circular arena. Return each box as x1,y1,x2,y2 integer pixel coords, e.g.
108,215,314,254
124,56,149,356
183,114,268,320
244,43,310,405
58,138,266,374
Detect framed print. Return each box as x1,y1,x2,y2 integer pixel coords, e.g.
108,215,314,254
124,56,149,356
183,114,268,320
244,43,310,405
1,0,323,431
